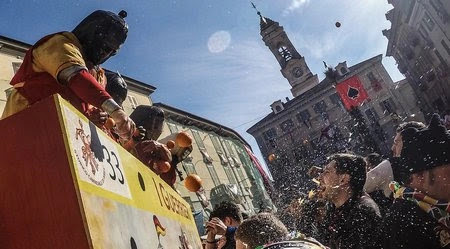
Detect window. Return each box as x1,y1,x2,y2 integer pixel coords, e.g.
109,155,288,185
263,128,277,140
296,110,311,128
313,100,327,114
423,12,435,31
182,161,197,174
127,95,138,109
418,24,429,42
441,40,450,56
278,45,292,62
191,129,205,149
434,50,448,68
280,119,294,132
206,163,220,186
223,166,237,184
380,98,396,114
12,62,21,74
275,105,282,112
367,72,382,91
330,93,342,106
210,135,223,153
340,67,348,75
365,108,379,124
167,123,179,134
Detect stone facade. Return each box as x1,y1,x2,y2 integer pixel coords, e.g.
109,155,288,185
383,0,450,115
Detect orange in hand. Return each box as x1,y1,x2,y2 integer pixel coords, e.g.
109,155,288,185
104,118,115,129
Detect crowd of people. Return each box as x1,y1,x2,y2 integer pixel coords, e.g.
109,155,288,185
1,8,448,249
203,114,449,249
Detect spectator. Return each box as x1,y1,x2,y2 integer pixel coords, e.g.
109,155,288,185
205,201,243,249
384,114,450,249
235,213,288,249
364,121,426,197
318,153,383,249
365,153,382,172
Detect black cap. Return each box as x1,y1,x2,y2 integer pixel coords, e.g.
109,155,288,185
399,113,450,176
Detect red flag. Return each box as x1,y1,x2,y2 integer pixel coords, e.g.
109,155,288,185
336,76,369,110
244,146,273,192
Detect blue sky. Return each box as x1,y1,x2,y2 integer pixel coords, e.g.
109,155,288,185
1,0,403,175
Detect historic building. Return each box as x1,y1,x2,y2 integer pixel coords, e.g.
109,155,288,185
383,0,450,115
154,103,273,214
0,35,273,215
247,14,421,206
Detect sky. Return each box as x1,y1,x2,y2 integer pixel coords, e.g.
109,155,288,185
0,0,404,176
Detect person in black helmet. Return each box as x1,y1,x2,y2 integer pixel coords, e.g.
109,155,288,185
1,10,135,141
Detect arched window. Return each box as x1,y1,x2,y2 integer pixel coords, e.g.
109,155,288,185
278,46,292,62
275,105,282,112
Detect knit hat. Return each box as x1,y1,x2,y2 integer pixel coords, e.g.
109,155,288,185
399,114,450,176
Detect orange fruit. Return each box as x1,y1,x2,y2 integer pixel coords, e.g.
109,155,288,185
268,154,276,162
175,131,193,148
166,140,175,149
155,160,171,173
184,174,202,192
104,118,115,129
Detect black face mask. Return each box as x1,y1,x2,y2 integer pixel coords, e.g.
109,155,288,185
73,10,128,66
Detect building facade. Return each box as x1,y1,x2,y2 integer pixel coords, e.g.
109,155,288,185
247,15,422,206
383,0,450,115
154,103,273,215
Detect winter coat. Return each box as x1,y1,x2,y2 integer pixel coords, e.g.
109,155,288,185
326,195,383,249
384,199,450,249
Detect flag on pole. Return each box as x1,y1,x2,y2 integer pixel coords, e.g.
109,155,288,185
335,76,369,110
244,146,273,191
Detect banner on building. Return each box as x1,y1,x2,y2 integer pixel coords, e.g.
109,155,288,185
335,76,369,110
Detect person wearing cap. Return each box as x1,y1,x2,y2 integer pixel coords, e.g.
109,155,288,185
1,10,135,141
383,114,450,249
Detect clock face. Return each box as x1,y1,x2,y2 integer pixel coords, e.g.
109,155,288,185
292,67,303,78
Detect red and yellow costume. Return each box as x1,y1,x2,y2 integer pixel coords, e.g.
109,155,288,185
2,32,110,119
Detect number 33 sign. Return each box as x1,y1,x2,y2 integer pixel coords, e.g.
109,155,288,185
65,106,131,199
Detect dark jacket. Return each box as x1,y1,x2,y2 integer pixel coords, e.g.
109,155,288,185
222,226,237,249
326,195,383,249
384,199,450,249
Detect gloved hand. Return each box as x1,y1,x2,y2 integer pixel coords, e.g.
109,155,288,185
87,107,108,127
110,109,136,141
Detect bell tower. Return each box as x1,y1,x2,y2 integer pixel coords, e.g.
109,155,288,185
253,5,319,97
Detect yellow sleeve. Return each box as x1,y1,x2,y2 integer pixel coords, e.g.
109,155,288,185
32,32,86,80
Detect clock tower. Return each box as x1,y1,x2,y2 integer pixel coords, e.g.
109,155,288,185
257,12,319,97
